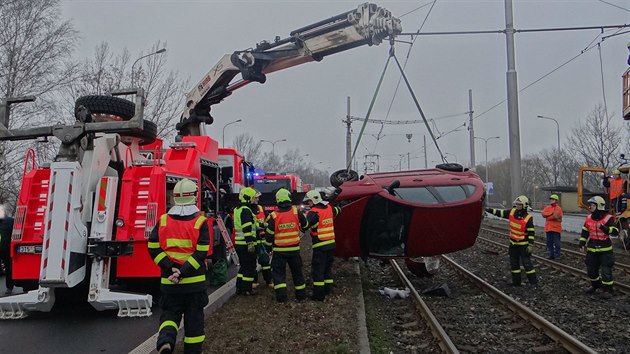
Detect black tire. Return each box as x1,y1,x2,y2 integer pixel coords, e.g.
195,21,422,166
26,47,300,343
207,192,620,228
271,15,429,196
330,169,359,188
435,163,464,172
74,95,135,121
119,119,157,145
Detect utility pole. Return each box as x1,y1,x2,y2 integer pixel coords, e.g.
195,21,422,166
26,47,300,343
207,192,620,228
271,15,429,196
345,96,352,169
407,152,410,170
505,0,523,200
468,89,475,169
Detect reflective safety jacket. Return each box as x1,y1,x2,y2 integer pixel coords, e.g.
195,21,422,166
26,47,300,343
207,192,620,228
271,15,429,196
234,204,257,247
148,213,210,293
486,207,535,246
307,204,341,250
609,178,625,200
580,211,618,252
266,204,308,252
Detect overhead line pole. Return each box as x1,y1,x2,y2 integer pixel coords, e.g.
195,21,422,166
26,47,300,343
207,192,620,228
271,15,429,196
505,0,523,200
468,89,475,169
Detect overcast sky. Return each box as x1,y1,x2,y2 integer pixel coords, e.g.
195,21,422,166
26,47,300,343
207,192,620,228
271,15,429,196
60,0,630,174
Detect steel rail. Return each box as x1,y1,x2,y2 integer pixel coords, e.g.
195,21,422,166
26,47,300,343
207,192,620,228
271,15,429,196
481,225,630,273
389,259,459,354
477,232,630,294
441,255,598,354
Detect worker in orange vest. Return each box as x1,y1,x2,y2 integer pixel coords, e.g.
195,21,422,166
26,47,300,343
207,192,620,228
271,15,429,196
602,169,627,214
541,194,563,259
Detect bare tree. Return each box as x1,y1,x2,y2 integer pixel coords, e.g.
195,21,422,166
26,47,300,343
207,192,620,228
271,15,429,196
232,133,264,163
0,0,79,209
565,103,624,169
67,41,188,138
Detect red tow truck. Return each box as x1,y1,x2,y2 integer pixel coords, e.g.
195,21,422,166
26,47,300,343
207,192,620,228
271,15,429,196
0,3,402,318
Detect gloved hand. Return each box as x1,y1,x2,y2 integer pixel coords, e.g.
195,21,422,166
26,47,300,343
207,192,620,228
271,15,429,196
247,242,255,253
526,245,532,255
485,207,493,213
599,224,608,233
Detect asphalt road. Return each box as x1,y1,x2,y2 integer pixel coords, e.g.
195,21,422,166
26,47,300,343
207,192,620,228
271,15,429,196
0,266,238,354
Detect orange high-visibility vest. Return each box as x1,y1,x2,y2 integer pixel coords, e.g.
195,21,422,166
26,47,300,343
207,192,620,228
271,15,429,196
310,205,335,242
158,214,206,264
609,178,625,199
271,207,300,248
508,209,532,243
585,214,613,241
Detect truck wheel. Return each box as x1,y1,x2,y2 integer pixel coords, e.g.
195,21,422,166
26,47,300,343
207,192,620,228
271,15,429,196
120,119,158,145
330,169,359,188
435,163,464,172
74,95,135,121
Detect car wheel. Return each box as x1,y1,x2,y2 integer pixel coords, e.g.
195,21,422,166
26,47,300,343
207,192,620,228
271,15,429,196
75,95,135,121
405,256,440,277
435,163,464,172
119,119,158,145
330,169,359,188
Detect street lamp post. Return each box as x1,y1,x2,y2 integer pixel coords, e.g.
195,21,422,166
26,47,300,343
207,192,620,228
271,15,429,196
475,136,500,203
221,119,242,147
536,115,561,186
260,138,287,155
131,48,167,88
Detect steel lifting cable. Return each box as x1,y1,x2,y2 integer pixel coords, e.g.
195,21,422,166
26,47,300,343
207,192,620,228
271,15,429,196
347,52,391,171
391,52,445,162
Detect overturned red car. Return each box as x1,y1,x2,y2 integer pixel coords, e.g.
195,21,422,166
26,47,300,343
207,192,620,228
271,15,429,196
329,164,485,260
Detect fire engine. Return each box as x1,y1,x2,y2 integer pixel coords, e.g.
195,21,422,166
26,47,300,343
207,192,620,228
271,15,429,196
0,3,402,318
254,173,306,212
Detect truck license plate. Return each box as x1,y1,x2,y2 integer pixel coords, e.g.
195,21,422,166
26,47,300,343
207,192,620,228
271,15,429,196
17,245,42,254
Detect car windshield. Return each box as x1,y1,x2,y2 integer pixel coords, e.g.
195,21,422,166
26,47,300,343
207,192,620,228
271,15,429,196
392,185,476,204
254,179,292,193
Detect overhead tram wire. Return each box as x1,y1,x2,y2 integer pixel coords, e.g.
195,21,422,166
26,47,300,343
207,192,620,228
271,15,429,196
596,0,630,13
472,29,612,122
374,0,438,156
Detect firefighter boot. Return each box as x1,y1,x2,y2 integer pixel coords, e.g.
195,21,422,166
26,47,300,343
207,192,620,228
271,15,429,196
599,285,613,299
527,273,538,287
585,281,601,294
510,273,521,286
311,286,325,301
158,343,173,354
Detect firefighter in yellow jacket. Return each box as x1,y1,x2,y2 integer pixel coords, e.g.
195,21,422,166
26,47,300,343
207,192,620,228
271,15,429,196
266,188,309,302
486,195,538,286
148,178,210,354
234,187,259,295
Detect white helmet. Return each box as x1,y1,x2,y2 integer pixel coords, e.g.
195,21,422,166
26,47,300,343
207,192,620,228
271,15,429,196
513,195,529,207
173,179,197,206
587,196,606,211
303,190,323,205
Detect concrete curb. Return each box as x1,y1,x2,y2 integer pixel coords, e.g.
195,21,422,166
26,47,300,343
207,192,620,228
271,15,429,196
354,261,371,354
128,278,236,354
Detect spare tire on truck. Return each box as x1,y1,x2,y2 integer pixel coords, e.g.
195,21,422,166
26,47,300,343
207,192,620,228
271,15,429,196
330,169,359,188
74,95,136,121
435,163,464,172
119,119,158,146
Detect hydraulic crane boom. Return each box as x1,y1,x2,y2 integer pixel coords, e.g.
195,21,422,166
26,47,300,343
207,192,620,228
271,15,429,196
177,2,402,137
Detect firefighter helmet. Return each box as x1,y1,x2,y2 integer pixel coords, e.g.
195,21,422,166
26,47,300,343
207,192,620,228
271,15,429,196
239,187,257,203
513,195,529,207
173,178,197,206
276,188,292,203
587,196,606,211
549,194,559,201
613,169,621,175
304,190,322,205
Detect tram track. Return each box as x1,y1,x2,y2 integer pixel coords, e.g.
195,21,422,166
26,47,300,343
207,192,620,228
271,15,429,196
387,256,596,353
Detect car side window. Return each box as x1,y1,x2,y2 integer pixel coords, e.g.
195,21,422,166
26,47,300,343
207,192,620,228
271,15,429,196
393,187,439,204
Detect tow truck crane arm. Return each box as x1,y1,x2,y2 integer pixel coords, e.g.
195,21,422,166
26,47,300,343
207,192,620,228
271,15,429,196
177,2,402,137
